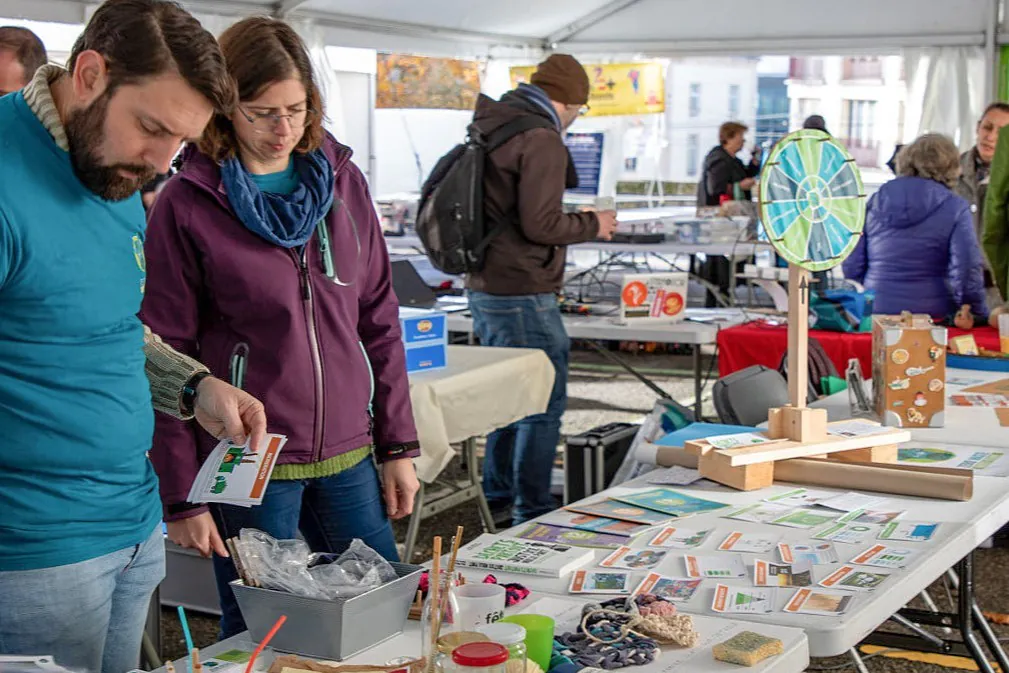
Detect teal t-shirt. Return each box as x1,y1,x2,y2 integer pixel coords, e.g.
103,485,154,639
0,92,160,570
249,159,299,195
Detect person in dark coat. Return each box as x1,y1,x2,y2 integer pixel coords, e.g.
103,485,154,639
697,121,761,207
696,122,761,305
843,133,988,326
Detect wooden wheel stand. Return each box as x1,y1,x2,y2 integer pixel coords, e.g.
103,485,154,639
686,266,910,491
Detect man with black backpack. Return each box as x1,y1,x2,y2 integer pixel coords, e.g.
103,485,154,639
465,54,617,527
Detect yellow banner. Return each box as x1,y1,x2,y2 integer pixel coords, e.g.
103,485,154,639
509,62,665,117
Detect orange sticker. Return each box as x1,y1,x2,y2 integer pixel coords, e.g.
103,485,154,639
662,292,684,316
712,584,729,612
851,545,886,565
786,589,811,612
820,565,854,588
622,281,648,307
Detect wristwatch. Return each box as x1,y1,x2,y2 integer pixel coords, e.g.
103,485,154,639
181,371,213,416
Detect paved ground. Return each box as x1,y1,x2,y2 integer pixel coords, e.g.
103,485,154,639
158,347,1009,672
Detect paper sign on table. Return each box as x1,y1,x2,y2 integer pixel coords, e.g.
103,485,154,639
600,546,668,571
816,492,889,513
819,565,893,592
841,510,906,525
850,544,917,569
950,393,1009,407
778,542,840,565
764,488,831,508
634,573,703,602
684,554,747,579
879,521,940,542
536,511,657,538
187,434,287,506
826,421,893,439
565,500,672,526
962,378,1009,395
712,584,774,614
898,443,1009,476
568,570,634,594
947,376,987,387
784,588,854,616
612,488,729,517
813,523,878,545
717,531,779,554
771,508,841,529
707,432,780,450
646,465,705,486
648,527,712,549
722,502,792,524
754,559,813,587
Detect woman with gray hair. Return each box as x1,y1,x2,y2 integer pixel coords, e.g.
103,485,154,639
843,133,987,326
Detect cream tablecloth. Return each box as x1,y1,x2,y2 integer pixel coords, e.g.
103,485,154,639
409,345,555,483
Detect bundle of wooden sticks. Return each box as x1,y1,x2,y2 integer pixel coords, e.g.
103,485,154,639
425,526,465,673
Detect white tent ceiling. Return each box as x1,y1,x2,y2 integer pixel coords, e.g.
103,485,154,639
1,0,1004,58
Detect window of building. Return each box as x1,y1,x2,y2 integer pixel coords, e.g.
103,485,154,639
729,84,741,119
689,83,701,118
843,99,877,146
687,133,699,177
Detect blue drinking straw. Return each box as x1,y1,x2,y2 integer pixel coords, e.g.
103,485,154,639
177,605,194,671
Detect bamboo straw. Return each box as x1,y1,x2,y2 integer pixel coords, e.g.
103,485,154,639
446,526,464,575
427,537,442,673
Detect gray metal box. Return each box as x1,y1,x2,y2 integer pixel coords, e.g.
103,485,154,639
230,562,422,660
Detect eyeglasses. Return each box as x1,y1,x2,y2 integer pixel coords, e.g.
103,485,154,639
579,105,590,116
238,106,315,134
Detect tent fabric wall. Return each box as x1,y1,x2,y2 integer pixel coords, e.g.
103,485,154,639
903,47,986,151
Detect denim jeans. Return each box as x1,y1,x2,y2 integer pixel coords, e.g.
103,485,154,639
468,291,569,525
0,525,164,673
210,457,399,639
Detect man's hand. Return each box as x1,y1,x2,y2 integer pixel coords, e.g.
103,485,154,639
596,210,619,241
381,459,420,520
739,177,756,191
955,304,975,330
194,376,267,450
167,512,228,558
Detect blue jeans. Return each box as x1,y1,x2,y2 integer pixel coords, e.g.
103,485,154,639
468,292,569,524
0,525,164,673
210,457,399,639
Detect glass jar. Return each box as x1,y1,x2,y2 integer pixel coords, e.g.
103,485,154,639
421,570,462,668
434,632,490,673
475,623,527,670
446,643,509,673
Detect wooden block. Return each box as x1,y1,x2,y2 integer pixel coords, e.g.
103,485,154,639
769,406,828,443
833,444,898,464
683,439,715,457
720,425,910,467
698,450,775,491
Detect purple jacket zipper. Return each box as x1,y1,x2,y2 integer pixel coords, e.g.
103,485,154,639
294,244,326,461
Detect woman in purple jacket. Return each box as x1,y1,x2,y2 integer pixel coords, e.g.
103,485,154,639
843,133,988,326
141,17,420,637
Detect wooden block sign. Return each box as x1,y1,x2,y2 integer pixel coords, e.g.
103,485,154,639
872,314,946,428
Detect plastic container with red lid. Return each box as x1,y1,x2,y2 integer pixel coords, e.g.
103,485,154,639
448,642,509,672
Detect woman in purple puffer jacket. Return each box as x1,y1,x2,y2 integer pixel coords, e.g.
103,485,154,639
140,17,420,638
843,133,988,326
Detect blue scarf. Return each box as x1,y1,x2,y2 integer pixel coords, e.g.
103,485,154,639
516,83,562,130
221,149,335,248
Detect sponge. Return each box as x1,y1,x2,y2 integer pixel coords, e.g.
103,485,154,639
712,631,784,667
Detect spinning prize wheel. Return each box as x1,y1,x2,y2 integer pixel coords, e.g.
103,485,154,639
759,129,865,272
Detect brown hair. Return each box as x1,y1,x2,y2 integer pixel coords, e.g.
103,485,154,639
719,121,748,146
68,0,235,115
199,17,324,162
980,102,1009,123
896,133,961,189
0,26,48,82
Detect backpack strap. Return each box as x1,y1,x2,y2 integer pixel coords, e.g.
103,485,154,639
470,115,558,154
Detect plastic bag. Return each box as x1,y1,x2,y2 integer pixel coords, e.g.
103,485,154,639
236,529,397,600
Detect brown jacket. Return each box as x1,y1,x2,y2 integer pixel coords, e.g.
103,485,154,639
465,92,599,295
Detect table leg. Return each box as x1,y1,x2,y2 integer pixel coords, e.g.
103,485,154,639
584,340,673,401
848,648,870,673
466,438,497,535
403,482,426,564
693,345,703,420
958,554,998,673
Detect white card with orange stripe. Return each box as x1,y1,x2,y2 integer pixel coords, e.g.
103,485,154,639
711,584,774,614
784,588,853,615
717,531,780,554
849,544,917,569
819,564,893,592
683,553,747,579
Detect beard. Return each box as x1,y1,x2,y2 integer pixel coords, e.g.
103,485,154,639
65,91,157,202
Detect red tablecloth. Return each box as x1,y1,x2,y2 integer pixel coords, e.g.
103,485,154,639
716,321,1000,377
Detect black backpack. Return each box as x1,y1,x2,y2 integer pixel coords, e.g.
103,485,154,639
416,115,555,275
777,337,841,404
